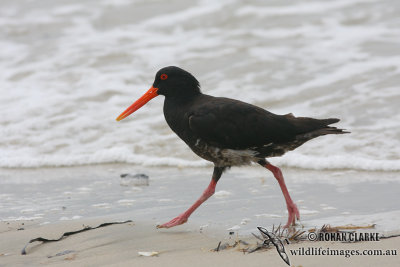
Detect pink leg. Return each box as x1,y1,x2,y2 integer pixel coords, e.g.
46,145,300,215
263,162,300,228
157,167,224,229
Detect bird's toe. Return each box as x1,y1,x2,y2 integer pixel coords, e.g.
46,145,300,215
156,214,188,229
283,202,300,228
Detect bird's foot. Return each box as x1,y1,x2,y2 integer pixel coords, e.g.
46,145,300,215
156,214,188,229
283,202,300,229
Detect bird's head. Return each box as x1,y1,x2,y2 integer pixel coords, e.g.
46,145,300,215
116,66,200,121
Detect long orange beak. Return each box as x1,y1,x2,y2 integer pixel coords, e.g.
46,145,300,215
116,86,159,121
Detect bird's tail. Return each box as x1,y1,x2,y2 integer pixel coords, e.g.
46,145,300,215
255,116,349,158
293,117,350,140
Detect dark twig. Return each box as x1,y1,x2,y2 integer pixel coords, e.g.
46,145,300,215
215,241,222,252
380,234,400,239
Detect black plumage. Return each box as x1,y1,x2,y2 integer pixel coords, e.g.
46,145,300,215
159,67,347,167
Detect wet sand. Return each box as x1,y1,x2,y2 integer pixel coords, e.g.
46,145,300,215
1,164,399,233
1,164,399,266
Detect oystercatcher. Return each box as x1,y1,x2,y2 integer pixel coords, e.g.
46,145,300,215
116,66,348,228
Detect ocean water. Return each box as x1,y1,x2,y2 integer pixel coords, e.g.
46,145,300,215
1,0,400,170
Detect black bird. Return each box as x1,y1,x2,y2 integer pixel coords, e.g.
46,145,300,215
116,66,348,228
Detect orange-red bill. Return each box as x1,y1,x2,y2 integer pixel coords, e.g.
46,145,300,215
116,86,159,121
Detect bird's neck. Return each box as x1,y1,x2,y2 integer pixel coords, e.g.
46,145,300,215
166,91,202,104
163,94,199,141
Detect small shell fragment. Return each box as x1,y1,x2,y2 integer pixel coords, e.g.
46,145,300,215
138,251,159,257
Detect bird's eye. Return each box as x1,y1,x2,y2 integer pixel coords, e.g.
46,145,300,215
160,74,168,80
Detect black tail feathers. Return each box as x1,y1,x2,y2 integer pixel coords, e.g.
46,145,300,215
299,117,350,139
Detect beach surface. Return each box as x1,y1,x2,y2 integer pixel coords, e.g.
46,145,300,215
1,217,399,267
1,165,399,266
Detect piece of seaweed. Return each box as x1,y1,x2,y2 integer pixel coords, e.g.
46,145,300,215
21,220,133,255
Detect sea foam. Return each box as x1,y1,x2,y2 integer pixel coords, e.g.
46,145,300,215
1,0,399,171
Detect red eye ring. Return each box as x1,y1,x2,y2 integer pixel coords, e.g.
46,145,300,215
160,74,168,80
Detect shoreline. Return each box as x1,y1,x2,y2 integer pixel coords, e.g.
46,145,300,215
1,164,400,266
1,164,399,232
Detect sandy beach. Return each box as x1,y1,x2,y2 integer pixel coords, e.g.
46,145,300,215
1,165,399,266
1,217,399,267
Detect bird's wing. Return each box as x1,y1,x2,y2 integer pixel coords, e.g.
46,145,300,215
187,97,297,149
